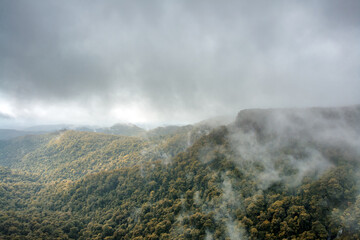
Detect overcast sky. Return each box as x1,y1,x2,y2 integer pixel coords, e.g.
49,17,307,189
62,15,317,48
0,0,359,128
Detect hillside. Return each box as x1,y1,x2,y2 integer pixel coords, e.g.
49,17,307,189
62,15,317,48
0,106,359,239
0,132,58,167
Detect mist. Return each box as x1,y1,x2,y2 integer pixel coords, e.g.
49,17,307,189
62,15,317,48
190,105,360,239
227,105,360,189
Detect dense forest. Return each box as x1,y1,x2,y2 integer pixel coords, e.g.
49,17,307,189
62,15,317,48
0,106,359,239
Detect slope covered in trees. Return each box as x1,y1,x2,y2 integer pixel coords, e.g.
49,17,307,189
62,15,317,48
0,106,359,239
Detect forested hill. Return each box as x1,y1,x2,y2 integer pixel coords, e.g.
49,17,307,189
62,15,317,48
0,106,359,239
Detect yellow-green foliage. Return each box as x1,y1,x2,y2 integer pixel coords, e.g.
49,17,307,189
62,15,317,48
0,125,359,239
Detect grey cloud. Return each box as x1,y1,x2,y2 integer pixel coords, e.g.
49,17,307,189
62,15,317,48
0,112,12,119
0,0,359,124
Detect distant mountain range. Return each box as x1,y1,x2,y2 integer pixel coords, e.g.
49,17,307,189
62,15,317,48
0,123,146,140
0,115,233,141
0,129,46,140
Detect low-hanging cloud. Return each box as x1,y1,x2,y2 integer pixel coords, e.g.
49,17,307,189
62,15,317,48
228,105,360,189
0,0,359,126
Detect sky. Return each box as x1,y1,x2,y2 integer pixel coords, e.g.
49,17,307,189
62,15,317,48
0,0,359,128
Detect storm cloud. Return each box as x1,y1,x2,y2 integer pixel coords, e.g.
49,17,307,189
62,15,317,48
0,0,359,126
